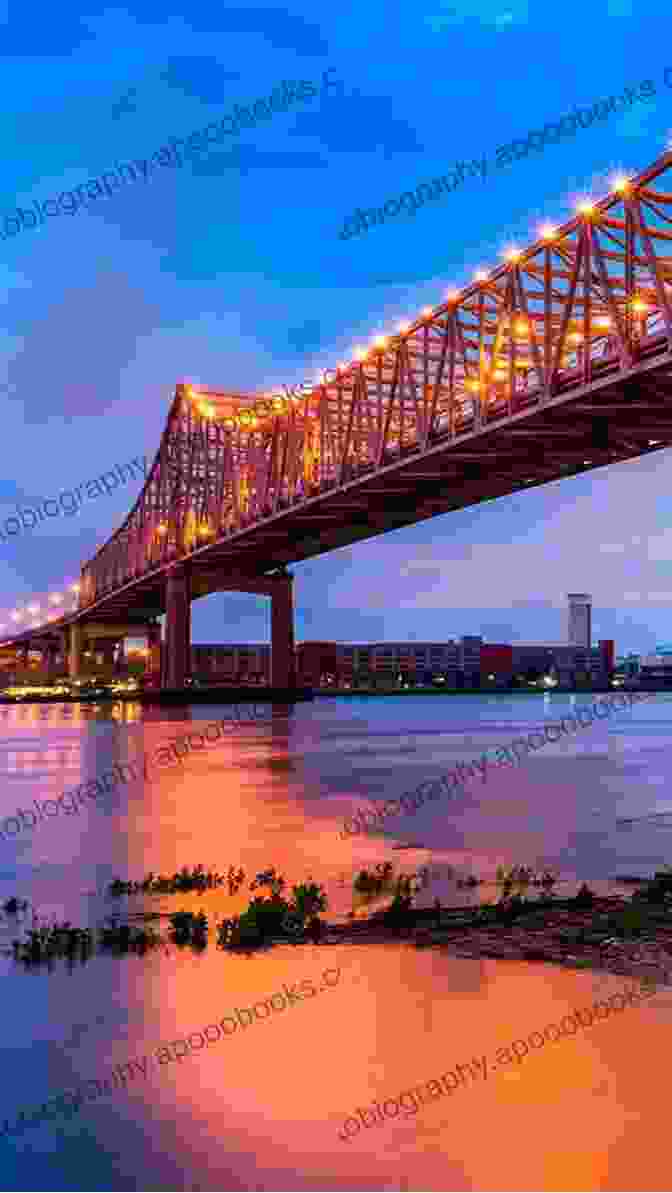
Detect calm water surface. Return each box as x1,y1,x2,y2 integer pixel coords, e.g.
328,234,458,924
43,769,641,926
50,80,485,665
0,693,670,1191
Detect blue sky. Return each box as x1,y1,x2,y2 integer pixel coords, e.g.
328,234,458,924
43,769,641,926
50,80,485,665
1,0,672,653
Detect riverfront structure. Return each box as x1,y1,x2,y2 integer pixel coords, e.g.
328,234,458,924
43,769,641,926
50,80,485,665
2,151,672,690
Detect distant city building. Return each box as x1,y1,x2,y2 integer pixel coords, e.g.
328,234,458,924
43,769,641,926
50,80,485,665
639,653,672,687
507,640,613,687
615,653,640,676
296,639,485,689
191,644,270,684
567,593,592,648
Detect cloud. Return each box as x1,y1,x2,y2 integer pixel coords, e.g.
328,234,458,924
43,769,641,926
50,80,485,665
165,8,329,56
190,145,331,178
0,11,97,57
286,319,322,354
291,92,425,156
319,451,672,614
110,87,139,121
160,57,242,105
425,0,529,31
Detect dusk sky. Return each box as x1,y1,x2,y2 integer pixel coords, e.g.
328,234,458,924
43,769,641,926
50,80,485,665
1,0,672,654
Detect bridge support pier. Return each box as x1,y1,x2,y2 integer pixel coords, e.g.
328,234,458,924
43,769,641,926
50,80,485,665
164,569,191,689
44,644,59,682
68,623,82,680
270,574,295,688
148,623,162,680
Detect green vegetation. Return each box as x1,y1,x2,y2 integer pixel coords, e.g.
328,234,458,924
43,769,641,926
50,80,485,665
169,910,208,947
108,865,245,896
218,867,328,950
11,917,162,965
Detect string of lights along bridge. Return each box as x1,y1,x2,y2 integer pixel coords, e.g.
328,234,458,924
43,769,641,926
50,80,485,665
3,148,672,689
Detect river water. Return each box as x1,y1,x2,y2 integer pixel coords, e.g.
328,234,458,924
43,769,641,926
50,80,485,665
0,692,670,1191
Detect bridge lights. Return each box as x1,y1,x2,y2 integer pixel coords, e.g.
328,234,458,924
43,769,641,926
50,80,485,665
632,298,648,313
354,347,368,361
612,175,630,193
397,321,410,333
445,289,460,302
70,583,80,593
503,248,521,262
422,306,433,317
157,524,168,536
514,320,528,336
465,379,480,392
474,269,488,282
576,200,595,215
539,223,557,240
595,317,611,329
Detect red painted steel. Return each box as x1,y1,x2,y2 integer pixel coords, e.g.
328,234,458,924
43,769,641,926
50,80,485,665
4,150,672,640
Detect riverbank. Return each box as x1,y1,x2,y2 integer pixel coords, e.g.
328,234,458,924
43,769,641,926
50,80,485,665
143,686,313,705
317,686,647,697
0,685,314,706
7,876,672,992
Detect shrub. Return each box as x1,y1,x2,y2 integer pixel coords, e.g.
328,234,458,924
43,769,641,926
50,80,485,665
291,881,327,921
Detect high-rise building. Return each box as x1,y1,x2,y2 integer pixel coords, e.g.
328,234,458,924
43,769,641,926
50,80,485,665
567,593,591,648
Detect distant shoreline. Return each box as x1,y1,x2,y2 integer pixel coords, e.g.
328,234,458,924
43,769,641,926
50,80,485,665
316,686,655,697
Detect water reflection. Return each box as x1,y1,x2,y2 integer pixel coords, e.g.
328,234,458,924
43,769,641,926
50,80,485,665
0,693,671,1190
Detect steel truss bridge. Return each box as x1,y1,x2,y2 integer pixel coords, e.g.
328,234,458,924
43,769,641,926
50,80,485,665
4,150,672,686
